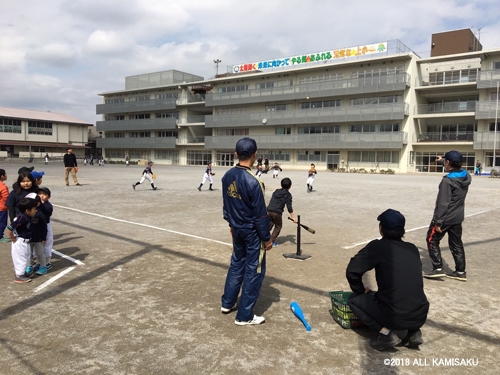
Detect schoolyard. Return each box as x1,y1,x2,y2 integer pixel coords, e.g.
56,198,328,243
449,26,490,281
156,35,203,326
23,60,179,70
0,160,498,375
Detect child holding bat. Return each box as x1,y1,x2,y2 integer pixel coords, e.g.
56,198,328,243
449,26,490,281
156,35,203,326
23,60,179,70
267,178,297,247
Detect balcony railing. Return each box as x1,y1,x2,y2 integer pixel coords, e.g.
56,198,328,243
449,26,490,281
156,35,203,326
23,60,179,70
176,136,205,145
473,131,500,149
205,132,407,150
416,132,474,142
206,73,410,106
417,101,476,115
477,70,500,88
179,115,206,124
475,101,500,119
206,103,407,128
96,98,177,115
97,137,177,149
96,117,177,132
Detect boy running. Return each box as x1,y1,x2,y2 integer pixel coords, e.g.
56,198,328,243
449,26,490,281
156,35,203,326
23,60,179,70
198,162,215,191
133,160,157,190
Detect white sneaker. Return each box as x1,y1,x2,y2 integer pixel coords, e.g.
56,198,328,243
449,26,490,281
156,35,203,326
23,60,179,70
221,303,237,314
235,315,265,326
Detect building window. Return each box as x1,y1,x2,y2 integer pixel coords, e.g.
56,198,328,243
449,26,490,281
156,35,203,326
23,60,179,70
350,95,402,106
129,95,150,102
415,151,474,173
255,81,277,89
379,123,400,132
107,149,126,158
275,127,291,135
216,107,250,114
218,84,249,93
156,112,179,119
266,104,290,111
187,150,212,165
215,129,249,136
300,100,341,109
129,150,149,159
348,151,399,163
298,126,340,134
298,150,324,162
299,73,344,84
28,121,52,135
155,92,179,99
107,132,125,138
351,67,403,78
0,118,22,133
493,62,500,70
155,150,179,164
130,132,151,137
349,124,375,133
105,115,125,121
489,122,500,131
156,131,177,137
128,114,150,120
104,98,125,104
216,151,235,167
258,150,290,162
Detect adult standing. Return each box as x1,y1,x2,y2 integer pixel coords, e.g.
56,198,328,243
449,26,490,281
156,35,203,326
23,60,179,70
220,137,273,326
63,148,81,186
346,209,429,351
475,159,482,176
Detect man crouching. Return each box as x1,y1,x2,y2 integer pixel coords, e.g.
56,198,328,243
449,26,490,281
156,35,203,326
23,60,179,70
346,209,429,351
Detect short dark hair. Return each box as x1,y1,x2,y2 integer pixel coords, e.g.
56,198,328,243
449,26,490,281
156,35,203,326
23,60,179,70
449,160,462,169
0,169,5,178
18,198,38,213
281,178,292,189
380,226,405,240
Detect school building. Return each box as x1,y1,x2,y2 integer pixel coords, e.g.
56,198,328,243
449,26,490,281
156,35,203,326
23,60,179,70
96,29,500,173
0,107,91,159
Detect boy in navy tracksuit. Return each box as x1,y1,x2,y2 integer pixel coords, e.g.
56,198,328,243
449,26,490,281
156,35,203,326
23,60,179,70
424,150,471,281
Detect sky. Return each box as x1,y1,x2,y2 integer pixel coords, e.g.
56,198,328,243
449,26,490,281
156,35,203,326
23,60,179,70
1,0,499,125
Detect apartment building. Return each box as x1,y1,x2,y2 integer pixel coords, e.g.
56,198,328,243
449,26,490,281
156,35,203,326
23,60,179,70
96,34,500,173
0,107,91,159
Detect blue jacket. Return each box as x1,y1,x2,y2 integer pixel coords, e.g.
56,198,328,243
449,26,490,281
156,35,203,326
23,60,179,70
222,164,270,242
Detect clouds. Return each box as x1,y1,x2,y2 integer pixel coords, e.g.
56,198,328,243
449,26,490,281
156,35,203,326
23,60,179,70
0,0,500,125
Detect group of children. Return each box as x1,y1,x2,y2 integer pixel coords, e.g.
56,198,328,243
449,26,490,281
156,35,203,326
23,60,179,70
0,167,54,283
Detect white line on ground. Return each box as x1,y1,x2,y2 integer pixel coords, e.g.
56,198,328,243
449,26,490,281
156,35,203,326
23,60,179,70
33,267,76,293
342,207,500,250
52,204,233,247
52,249,85,265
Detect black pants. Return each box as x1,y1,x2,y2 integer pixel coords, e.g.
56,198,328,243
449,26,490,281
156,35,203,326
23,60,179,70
426,222,466,272
348,293,402,332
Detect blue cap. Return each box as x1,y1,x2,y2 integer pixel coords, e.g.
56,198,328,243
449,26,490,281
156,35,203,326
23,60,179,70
31,171,45,180
377,209,405,230
444,150,463,164
148,160,154,164
235,137,257,157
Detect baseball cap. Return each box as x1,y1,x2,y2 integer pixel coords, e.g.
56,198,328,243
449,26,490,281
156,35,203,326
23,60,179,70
148,160,154,164
36,186,52,197
444,150,464,164
31,171,45,180
377,209,405,230
18,166,34,174
235,137,257,157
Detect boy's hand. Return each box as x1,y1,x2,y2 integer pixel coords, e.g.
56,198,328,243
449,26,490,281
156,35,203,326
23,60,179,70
264,240,273,250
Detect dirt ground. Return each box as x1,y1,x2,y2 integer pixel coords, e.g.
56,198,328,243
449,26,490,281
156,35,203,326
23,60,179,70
0,160,498,375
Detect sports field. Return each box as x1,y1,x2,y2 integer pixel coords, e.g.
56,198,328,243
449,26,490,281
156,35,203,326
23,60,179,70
0,161,498,375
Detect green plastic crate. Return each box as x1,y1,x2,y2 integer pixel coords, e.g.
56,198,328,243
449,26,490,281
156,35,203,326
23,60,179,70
329,291,367,329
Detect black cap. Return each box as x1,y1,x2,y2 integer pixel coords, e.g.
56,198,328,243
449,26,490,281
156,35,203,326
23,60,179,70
444,150,463,164
18,166,34,174
377,209,405,230
36,186,51,197
235,137,257,157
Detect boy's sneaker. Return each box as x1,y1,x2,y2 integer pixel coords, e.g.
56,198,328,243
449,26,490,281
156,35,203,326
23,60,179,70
272,242,278,247
152,187,157,190
446,271,467,281
46,263,52,270
369,331,401,351
25,266,34,277
235,315,265,326
33,264,40,272
35,266,48,275
132,184,136,190
15,275,32,283
197,186,201,191
221,303,237,314
423,269,445,279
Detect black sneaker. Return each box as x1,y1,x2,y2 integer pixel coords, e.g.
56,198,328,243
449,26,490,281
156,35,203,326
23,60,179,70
446,271,467,281
15,275,32,283
132,184,136,190
197,186,201,191
407,329,424,348
423,269,445,279
46,263,52,270
152,187,157,190
369,331,401,351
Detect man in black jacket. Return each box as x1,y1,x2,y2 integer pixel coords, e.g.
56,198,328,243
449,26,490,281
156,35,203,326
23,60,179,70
424,150,471,281
346,209,429,351
63,148,81,186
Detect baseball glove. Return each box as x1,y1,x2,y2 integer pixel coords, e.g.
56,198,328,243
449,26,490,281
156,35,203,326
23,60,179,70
152,173,157,179
211,173,215,176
